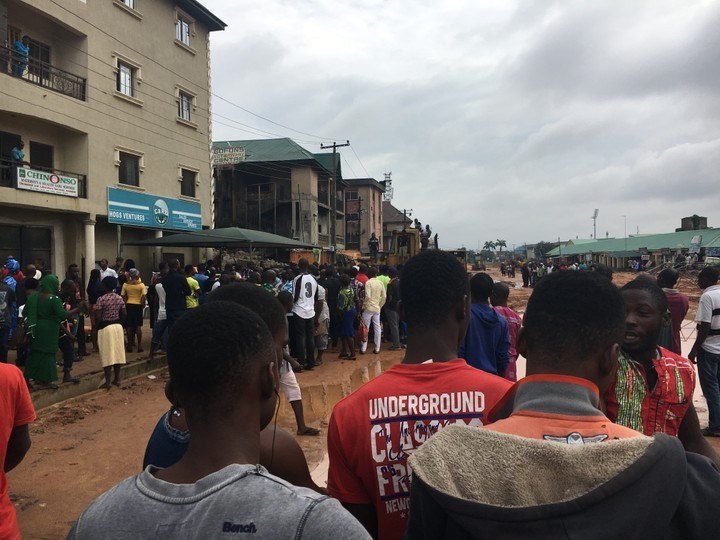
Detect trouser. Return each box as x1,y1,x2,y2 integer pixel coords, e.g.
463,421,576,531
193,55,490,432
0,326,9,363
151,318,169,349
59,336,75,372
166,309,185,335
290,315,315,367
361,310,381,353
697,348,720,432
386,309,400,348
329,309,340,347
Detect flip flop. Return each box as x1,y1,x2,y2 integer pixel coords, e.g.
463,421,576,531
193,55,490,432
98,382,112,390
701,427,720,437
297,427,320,436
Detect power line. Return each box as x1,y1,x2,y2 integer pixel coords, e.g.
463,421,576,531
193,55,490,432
350,144,371,177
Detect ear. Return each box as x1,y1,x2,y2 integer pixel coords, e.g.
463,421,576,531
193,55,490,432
516,326,527,358
456,294,469,322
164,379,181,409
259,361,277,400
600,343,620,377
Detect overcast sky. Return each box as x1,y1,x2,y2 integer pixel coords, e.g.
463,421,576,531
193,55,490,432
205,0,720,250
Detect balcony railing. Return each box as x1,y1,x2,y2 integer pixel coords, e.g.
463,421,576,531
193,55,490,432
318,233,330,244
0,158,87,198
1,44,87,101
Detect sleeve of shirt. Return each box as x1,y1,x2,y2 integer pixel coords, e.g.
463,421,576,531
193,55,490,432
120,283,128,297
299,497,371,540
326,408,371,504
12,365,36,426
695,294,712,323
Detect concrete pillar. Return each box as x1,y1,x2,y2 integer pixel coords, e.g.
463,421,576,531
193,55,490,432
83,218,96,281
154,230,163,270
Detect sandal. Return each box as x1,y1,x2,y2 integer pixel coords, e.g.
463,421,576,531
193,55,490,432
338,353,349,358
297,427,321,436
98,382,112,390
701,427,720,437
347,355,357,360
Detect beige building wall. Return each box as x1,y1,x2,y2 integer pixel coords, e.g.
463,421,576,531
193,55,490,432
0,0,224,279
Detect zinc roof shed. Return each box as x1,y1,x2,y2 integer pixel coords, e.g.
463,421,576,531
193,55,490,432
545,228,720,257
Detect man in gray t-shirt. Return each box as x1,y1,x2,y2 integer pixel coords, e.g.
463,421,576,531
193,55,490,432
69,302,369,539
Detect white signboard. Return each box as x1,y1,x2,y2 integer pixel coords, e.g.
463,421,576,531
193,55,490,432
213,146,245,166
16,167,79,197
689,235,702,254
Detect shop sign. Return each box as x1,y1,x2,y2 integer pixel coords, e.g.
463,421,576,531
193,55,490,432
107,187,202,231
213,146,245,165
16,167,79,197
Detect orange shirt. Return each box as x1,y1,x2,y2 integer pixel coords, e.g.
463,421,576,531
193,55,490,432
487,374,641,442
0,364,36,539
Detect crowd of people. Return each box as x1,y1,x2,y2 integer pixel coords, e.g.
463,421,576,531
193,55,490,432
2,249,720,538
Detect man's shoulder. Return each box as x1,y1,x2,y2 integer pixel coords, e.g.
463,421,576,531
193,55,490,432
658,347,695,370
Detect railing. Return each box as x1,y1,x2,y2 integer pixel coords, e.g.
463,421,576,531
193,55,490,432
0,158,87,198
1,44,87,101
318,233,330,244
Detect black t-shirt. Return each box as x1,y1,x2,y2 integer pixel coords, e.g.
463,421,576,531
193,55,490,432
163,270,191,312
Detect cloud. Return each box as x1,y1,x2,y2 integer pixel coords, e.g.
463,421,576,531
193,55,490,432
204,0,720,248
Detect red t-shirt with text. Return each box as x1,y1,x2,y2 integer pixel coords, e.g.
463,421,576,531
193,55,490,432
327,359,511,540
0,364,36,540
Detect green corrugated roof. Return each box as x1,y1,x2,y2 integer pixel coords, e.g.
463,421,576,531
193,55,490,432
546,229,720,257
212,138,340,177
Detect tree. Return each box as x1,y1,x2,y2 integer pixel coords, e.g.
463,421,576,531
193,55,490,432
535,241,555,260
495,239,507,254
483,241,496,251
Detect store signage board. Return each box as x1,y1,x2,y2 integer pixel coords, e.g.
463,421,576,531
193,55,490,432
17,167,79,197
107,187,202,231
213,146,245,166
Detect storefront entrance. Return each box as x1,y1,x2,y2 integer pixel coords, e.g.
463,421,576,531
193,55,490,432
0,224,52,272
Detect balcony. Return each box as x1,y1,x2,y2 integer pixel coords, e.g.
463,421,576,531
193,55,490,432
1,44,86,101
318,233,330,245
0,158,87,198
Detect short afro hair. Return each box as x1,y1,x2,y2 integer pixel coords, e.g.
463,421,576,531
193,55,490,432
700,265,719,283
524,271,625,362
400,250,468,329
621,276,668,314
207,282,287,338
470,273,494,302
167,301,274,417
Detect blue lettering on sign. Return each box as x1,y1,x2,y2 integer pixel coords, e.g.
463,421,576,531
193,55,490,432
222,521,257,534
107,187,202,231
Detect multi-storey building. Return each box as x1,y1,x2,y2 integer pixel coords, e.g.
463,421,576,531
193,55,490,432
344,178,384,254
0,0,225,280
213,138,346,253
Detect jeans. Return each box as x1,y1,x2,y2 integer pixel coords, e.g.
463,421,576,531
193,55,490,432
386,309,400,348
361,310,381,353
152,318,169,350
697,348,720,432
290,315,315,367
0,326,9,363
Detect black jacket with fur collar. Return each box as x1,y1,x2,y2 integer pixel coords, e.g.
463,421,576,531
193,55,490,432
406,427,720,539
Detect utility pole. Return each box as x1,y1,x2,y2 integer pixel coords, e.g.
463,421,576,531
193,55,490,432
320,140,350,264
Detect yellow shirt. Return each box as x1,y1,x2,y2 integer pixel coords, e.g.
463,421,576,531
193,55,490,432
186,277,200,309
121,280,145,305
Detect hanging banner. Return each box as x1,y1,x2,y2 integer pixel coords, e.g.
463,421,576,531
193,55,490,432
107,187,202,231
16,167,79,197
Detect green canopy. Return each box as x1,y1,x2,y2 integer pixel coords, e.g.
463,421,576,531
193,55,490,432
123,227,315,249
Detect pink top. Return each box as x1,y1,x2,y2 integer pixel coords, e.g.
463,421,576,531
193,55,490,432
494,306,522,358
